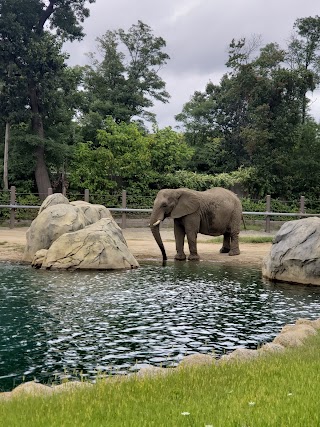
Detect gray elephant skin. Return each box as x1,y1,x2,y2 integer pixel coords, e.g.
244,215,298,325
149,187,242,261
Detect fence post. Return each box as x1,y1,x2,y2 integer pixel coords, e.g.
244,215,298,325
9,186,16,229
121,190,127,229
265,194,271,233
48,188,53,196
84,189,89,203
300,196,305,217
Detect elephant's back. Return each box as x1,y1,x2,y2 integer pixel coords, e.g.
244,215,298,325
204,187,242,207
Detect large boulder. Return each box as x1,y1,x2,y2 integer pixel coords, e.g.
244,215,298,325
24,193,138,270
38,193,69,214
23,204,88,262
70,201,112,225
39,218,139,270
262,217,320,285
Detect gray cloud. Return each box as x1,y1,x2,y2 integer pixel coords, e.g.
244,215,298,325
64,0,320,127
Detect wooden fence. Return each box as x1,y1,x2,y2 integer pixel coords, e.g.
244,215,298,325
0,186,319,231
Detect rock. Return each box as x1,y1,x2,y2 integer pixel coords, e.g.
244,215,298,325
0,392,12,401
38,193,69,214
178,353,215,368
11,381,53,397
135,365,169,377
70,201,113,225
41,218,139,270
32,249,48,268
296,317,320,329
262,217,320,286
273,323,317,347
23,204,88,262
219,348,260,363
53,381,93,393
258,342,285,354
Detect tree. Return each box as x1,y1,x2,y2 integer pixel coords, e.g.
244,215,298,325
69,118,193,196
176,35,319,197
0,0,95,199
82,21,170,125
287,16,320,122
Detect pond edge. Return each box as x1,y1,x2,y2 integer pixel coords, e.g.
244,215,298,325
1,316,319,401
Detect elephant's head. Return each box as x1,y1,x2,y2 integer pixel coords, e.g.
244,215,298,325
149,188,200,261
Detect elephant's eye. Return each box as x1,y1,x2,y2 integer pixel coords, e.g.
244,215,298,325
161,202,168,208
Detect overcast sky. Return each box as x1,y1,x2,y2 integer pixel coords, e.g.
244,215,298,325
65,0,320,128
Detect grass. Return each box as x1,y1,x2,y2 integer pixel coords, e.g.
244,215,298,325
205,235,274,244
2,333,320,426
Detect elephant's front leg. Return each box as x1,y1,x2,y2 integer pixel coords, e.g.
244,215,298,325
174,219,186,260
184,227,200,261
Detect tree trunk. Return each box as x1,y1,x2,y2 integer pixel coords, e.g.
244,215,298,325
29,82,51,201
3,122,10,190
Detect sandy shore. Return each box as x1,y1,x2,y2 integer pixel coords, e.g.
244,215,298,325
0,226,272,267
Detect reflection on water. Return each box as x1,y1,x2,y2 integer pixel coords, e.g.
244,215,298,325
1,260,320,391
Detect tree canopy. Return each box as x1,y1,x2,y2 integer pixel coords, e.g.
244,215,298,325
1,12,320,205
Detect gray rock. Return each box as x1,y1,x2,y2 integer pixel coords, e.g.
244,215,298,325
219,348,260,363
41,218,139,270
70,201,113,225
262,217,320,285
178,353,215,368
11,381,53,397
38,193,69,214
273,323,317,347
23,204,87,262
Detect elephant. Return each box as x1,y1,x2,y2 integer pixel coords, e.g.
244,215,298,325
149,187,242,262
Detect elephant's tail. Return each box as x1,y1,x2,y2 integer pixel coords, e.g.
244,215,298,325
242,214,247,230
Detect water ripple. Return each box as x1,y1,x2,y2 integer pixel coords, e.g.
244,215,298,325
1,261,320,391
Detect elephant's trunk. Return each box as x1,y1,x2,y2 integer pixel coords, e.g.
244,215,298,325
150,223,167,261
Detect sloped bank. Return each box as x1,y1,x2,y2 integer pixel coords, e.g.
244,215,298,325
1,317,319,401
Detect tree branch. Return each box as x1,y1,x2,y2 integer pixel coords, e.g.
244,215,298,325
38,0,57,31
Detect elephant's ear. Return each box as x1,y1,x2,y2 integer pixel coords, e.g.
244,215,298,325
171,191,200,218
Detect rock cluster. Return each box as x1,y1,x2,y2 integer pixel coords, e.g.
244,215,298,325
1,317,319,400
23,193,139,270
262,217,320,286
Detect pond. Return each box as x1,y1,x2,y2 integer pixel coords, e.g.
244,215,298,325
1,260,320,391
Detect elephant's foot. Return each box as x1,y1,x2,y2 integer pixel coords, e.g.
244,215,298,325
228,248,240,256
219,246,230,253
174,253,187,261
188,253,200,261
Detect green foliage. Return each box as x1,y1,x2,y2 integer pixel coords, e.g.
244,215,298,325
81,20,170,125
160,167,254,192
148,127,194,174
177,30,320,199
0,0,95,195
69,118,193,199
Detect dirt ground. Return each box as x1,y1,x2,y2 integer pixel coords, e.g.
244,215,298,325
0,226,272,267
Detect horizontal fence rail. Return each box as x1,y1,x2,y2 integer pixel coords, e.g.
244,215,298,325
1,187,319,231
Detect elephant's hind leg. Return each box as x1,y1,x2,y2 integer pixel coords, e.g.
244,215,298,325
220,232,231,253
229,232,240,256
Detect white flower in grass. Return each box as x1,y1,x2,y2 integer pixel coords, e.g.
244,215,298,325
181,412,190,416
205,425,214,427
248,401,256,406
288,392,293,396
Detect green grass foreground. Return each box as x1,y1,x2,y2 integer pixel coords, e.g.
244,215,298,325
2,334,320,426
